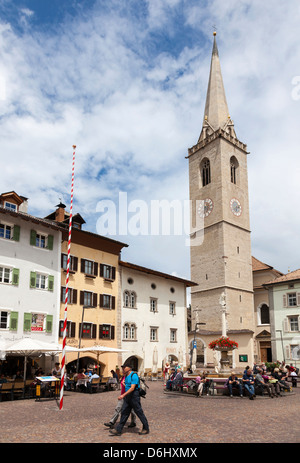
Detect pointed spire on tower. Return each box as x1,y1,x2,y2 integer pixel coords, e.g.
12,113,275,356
198,32,237,143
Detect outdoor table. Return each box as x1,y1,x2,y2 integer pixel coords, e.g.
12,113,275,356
35,376,60,401
76,377,89,391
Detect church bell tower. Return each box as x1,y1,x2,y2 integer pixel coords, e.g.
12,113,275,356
188,32,255,367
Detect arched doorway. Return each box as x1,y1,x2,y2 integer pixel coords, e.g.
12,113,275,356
123,355,139,372
67,356,105,375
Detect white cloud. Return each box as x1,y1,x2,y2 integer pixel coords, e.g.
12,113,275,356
0,0,299,278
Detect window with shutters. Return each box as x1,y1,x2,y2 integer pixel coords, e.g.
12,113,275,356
61,287,77,304
84,291,92,307
80,291,97,307
100,293,115,310
289,317,299,332
30,230,54,250
30,272,54,291
81,258,97,277
80,322,97,339
61,254,78,272
59,320,75,338
288,293,297,307
100,264,116,281
100,324,115,339
103,294,111,309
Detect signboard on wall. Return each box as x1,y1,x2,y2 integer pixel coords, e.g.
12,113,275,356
239,354,248,362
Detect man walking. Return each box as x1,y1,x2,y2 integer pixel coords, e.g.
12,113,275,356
109,364,149,436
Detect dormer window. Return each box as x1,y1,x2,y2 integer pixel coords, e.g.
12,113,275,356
4,201,17,212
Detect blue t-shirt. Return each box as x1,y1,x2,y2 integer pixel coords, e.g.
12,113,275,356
125,372,140,392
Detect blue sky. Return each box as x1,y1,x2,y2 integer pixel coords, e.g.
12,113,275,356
0,0,299,280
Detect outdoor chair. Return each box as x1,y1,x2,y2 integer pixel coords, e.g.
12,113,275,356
12,380,25,400
0,382,13,401
89,377,100,393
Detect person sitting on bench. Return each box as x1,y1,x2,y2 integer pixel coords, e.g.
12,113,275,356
227,371,243,397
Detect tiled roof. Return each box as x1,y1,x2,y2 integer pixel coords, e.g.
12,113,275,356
263,268,300,286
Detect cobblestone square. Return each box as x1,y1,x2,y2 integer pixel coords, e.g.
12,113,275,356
0,381,299,445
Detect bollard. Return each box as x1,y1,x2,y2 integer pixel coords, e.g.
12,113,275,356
36,384,41,401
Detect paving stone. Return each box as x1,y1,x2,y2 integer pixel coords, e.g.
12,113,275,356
0,381,299,444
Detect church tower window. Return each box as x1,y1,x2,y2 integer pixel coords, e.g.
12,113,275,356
201,158,211,187
230,156,239,184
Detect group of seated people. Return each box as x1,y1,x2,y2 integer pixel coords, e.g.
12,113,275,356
164,363,296,399
226,367,293,400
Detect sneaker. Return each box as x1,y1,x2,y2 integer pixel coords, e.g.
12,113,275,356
104,422,114,428
128,423,136,428
109,429,121,436
138,429,149,435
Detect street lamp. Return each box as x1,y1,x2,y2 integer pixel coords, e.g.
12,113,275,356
76,305,94,372
276,329,285,363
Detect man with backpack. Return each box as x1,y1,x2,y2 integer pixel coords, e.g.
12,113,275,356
109,364,150,436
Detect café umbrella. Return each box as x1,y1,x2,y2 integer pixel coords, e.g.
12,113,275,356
4,338,79,380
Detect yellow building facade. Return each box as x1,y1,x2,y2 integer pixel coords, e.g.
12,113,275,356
49,205,128,376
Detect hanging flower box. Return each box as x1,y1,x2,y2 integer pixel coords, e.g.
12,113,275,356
208,336,238,350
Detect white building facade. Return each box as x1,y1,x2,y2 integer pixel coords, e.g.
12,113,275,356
264,269,300,364
0,192,62,371
118,261,197,375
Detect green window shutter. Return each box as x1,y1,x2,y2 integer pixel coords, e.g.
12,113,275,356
48,275,54,291
30,230,36,246
46,315,53,333
30,271,36,288
12,225,20,242
12,268,20,286
47,235,54,250
23,313,32,332
10,311,18,331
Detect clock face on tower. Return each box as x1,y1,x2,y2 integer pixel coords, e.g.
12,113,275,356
198,198,213,218
230,198,242,216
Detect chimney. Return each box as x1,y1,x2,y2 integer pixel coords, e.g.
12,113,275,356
55,202,66,222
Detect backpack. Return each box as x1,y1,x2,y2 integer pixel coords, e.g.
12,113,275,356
130,372,149,398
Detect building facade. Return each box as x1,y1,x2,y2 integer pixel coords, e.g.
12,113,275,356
46,203,128,376
252,257,283,363
119,261,197,374
0,191,62,373
264,269,300,364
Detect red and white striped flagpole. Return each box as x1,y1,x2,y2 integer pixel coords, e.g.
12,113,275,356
60,145,76,411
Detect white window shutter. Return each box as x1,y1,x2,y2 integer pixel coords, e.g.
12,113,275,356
283,318,289,332
297,293,300,306
283,294,287,307
285,345,291,360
